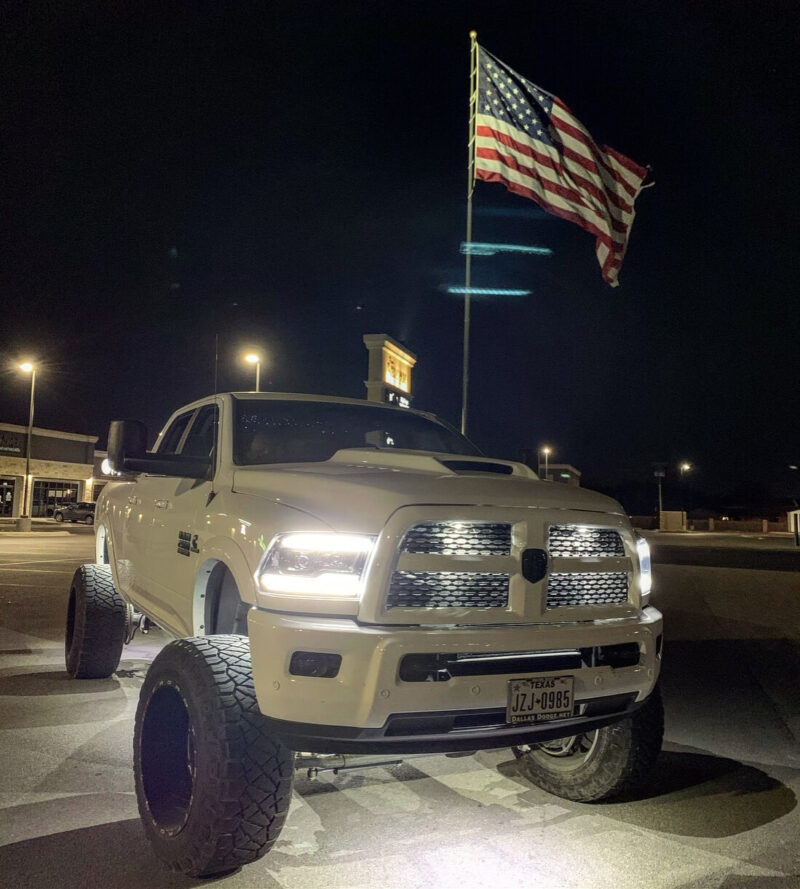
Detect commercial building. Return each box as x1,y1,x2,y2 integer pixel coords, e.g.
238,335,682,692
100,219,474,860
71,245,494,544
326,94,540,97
0,423,115,518
542,463,582,486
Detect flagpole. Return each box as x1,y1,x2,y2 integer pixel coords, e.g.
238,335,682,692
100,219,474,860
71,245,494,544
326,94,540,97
461,30,479,436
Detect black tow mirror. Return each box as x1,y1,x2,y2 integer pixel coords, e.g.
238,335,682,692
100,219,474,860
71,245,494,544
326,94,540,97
107,420,147,473
107,419,211,479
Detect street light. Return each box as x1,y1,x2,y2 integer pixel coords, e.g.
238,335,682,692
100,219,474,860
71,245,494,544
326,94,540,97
540,446,552,481
679,462,692,530
244,353,261,392
19,362,36,523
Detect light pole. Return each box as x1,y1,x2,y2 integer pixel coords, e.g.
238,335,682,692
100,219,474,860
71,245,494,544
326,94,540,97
19,362,36,528
244,353,261,392
655,470,665,514
679,462,692,530
540,446,552,481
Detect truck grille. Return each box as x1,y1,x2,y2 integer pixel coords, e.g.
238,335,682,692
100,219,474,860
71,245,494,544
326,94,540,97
387,571,509,608
548,525,624,557
546,572,629,608
401,522,511,556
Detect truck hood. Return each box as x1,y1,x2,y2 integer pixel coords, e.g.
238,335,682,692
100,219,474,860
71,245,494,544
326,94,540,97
231,448,624,532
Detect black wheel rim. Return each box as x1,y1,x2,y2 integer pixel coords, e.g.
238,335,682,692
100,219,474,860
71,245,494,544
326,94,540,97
140,681,197,835
533,731,600,772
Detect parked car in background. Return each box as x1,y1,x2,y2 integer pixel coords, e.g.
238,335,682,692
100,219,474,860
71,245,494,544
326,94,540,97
54,501,95,524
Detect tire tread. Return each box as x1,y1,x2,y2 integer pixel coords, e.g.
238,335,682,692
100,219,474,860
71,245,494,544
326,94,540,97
66,564,126,679
134,635,293,877
517,686,664,802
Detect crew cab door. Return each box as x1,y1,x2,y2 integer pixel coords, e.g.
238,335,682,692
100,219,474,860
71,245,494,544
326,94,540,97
117,409,195,606
146,403,218,636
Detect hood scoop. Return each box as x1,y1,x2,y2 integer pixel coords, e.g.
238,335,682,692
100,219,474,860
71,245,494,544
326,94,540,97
326,448,536,478
440,459,513,475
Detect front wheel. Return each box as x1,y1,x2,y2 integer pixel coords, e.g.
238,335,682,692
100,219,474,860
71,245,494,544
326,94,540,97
54,512,64,522
65,564,126,678
134,635,294,877
514,686,664,802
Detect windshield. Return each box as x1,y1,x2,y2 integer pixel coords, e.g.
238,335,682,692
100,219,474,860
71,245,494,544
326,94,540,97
233,398,481,465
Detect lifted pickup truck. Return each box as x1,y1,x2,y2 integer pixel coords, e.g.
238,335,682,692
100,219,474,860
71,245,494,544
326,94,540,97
65,392,663,877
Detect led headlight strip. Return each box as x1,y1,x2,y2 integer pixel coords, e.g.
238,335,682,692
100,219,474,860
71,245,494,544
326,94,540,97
635,534,652,606
258,533,376,598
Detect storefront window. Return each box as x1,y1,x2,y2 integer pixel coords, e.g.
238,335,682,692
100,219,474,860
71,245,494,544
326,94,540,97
0,478,15,517
32,480,79,517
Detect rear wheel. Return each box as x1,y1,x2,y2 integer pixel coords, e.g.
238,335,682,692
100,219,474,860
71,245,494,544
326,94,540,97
514,686,664,802
134,635,294,877
65,564,126,678
84,514,94,525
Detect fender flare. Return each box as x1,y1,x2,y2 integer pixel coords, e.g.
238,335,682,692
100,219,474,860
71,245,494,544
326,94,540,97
193,537,256,636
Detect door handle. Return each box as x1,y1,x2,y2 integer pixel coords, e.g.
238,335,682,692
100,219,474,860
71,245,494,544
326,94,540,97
154,500,170,510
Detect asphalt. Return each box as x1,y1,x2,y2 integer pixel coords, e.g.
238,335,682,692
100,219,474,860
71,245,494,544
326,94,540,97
0,534,798,889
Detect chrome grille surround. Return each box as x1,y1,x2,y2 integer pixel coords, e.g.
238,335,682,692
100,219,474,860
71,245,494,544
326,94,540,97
400,521,512,556
387,571,509,608
548,524,624,558
546,572,629,608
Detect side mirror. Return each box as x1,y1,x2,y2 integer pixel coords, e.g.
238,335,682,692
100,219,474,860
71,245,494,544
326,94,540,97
107,418,212,479
107,420,148,473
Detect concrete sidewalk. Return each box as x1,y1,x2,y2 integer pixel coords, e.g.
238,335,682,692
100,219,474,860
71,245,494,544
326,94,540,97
0,518,90,534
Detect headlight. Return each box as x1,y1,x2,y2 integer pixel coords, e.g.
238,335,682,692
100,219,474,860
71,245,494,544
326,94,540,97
258,533,376,598
635,534,652,606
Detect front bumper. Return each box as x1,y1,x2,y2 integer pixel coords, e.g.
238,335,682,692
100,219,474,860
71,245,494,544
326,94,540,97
249,605,662,752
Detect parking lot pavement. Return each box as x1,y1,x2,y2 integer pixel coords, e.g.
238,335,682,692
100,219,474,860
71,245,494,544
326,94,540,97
646,532,800,573
0,517,94,535
646,530,800,552
1,534,799,889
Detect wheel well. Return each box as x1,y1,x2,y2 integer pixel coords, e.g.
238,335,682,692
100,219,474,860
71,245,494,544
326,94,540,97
95,525,109,565
201,562,250,636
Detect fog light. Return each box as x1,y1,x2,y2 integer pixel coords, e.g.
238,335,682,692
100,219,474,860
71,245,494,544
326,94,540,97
289,651,342,678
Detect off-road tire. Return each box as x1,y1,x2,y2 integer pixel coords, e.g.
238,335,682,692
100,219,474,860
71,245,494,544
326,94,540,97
133,635,294,877
65,563,126,678
514,685,664,802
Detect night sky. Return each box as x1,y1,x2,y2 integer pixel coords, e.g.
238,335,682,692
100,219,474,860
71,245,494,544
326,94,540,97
2,1,799,515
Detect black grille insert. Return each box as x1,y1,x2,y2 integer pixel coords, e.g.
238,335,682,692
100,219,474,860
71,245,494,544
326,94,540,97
548,525,624,557
547,572,629,608
401,521,511,556
387,571,509,608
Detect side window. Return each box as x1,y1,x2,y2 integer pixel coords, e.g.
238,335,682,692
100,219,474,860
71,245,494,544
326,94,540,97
158,411,194,455
180,405,218,458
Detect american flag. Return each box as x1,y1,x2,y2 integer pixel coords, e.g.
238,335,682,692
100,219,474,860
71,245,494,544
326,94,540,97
474,45,647,286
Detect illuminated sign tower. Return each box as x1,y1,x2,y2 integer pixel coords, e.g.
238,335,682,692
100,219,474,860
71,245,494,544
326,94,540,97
362,334,417,409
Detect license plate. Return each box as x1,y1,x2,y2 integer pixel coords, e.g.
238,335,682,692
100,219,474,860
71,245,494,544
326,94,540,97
506,675,574,724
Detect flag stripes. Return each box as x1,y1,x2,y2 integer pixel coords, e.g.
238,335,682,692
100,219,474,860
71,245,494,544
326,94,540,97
474,46,647,285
